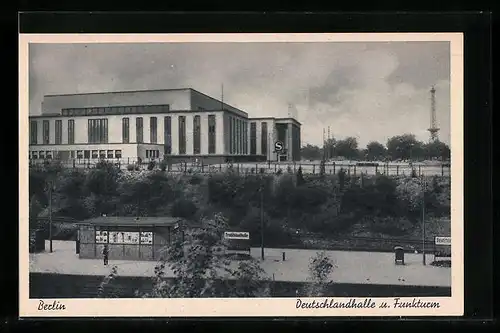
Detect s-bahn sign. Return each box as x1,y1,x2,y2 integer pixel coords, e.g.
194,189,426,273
435,236,451,246
224,231,250,240
274,141,284,152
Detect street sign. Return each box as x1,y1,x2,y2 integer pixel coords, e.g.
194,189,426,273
274,141,284,152
224,231,250,240
435,236,451,246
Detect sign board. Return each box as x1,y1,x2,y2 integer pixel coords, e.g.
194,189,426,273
274,141,284,152
435,236,451,246
224,231,250,240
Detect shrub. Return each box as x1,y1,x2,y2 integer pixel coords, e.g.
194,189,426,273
189,175,203,185
367,216,413,236
147,161,156,171
171,199,198,220
126,164,135,171
159,159,168,171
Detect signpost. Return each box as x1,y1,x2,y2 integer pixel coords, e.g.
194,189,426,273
224,231,251,257
224,231,250,240
274,141,286,162
435,236,451,246
434,236,451,261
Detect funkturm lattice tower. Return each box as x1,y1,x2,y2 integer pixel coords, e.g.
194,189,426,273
427,85,440,142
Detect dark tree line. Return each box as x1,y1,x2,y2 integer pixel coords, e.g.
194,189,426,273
301,134,451,162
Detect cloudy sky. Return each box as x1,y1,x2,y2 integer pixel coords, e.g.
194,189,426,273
29,41,450,147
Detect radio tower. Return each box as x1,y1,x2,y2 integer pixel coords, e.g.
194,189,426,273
427,85,440,142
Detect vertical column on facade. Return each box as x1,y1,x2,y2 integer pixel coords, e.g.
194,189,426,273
287,123,293,162
185,114,193,155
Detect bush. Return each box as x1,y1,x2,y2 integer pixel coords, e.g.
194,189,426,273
171,199,198,220
126,164,135,171
159,159,168,171
367,216,413,236
189,175,203,185
147,161,156,171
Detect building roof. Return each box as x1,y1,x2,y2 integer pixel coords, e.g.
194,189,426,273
77,216,185,227
44,88,192,97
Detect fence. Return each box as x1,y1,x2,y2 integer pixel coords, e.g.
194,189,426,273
30,159,451,177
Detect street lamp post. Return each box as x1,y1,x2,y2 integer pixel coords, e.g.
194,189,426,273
421,174,426,265
260,178,265,260
48,180,53,253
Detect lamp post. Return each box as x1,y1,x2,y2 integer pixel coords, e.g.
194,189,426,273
421,173,426,265
47,180,53,253
260,177,265,260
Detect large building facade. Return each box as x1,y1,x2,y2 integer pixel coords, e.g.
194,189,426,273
29,88,301,164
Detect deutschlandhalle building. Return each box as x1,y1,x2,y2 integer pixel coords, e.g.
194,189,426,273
29,88,301,164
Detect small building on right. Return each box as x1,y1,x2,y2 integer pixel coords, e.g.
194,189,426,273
247,117,301,162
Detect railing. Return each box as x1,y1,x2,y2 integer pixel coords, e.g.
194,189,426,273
29,159,451,177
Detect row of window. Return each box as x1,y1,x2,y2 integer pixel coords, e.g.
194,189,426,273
30,150,122,160
61,104,170,117
229,116,248,155
30,120,75,145
249,122,269,155
31,115,218,155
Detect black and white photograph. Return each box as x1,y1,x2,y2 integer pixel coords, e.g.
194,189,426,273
20,33,463,317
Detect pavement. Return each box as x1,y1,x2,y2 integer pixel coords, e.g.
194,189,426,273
29,240,451,287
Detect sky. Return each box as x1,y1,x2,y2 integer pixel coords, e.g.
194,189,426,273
29,41,451,148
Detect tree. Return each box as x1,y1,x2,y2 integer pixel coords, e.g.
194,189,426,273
424,140,451,161
324,138,337,160
335,137,359,160
302,251,335,297
365,141,387,161
140,213,270,298
386,134,424,161
300,144,322,161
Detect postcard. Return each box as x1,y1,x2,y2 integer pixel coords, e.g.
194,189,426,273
19,32,463,317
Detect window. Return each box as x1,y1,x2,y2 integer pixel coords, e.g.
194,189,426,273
198,107,205,111
70,151,75,159
46,151,52,159
150,117,157,143
136,117,143,143
77,150,83,159
87,119,108,143
235,119,239,154
115,150,122,159
107,150,114,158
244,122,248,154
43,120,50,144
146,150,160,159
84,150,90,159
68,119,75,144
193,115,201,154
30,120,38,144
178,116,186,154
55,120,62,144
261,122,268,156
39,151,45,159
228,116,233,154
164,116,172,154
92,150,98,159
250,122,257,155
208,115,216,154
32,151,38,159
99,150,106,159
122,118,130,143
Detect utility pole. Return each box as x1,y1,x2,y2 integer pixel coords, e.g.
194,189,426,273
48,180,53,253
421,174,426,265
260,179,265,260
